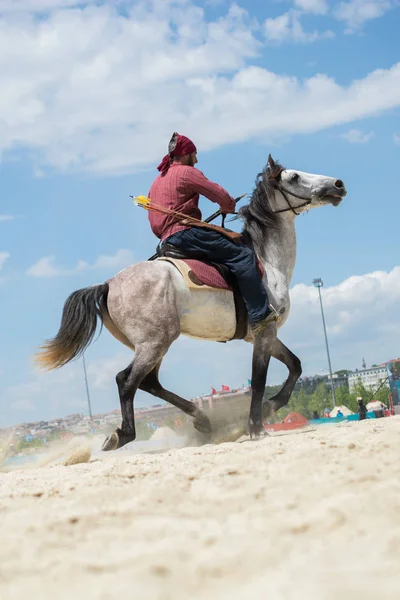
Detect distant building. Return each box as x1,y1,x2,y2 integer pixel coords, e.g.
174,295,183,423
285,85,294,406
298,372,349,391
348,365,388,393
328,373,349,390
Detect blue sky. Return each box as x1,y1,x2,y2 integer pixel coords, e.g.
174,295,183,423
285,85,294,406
1,0,400,427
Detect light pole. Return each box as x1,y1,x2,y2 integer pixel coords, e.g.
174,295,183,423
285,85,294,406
313,278,336,408
82,353,93,425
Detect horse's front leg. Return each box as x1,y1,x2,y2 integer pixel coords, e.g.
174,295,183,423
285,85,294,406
263,338,302,421
248,332,274,439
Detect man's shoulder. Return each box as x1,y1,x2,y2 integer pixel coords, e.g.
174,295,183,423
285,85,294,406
166,164,205,182
180,165,206,179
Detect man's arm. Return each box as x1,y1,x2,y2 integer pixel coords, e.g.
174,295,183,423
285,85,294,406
185,168,235,213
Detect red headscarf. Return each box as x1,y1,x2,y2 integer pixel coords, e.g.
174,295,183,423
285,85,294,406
157,132,197,175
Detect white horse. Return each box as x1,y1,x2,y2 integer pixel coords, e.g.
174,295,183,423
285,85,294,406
35,155,347,450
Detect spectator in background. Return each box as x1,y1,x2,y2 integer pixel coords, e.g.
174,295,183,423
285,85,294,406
357,397,367,421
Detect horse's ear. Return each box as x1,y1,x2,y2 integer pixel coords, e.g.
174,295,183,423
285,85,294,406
268,154,276,170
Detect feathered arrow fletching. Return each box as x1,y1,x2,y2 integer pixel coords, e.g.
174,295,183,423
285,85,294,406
133,195,151,209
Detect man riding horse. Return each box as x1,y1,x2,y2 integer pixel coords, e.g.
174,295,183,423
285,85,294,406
148,132,282,335
34,135,347,448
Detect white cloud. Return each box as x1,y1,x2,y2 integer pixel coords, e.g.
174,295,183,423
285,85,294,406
0,214,16,222
265,1,331,44
0,251,10,270
293,0,329,14
86,354,133,390
394,133,400,145
7,361,90,416
285,267,400,373
0,2,398,174
5,351,133,424
335,0,397,32
27,256,60,278
340,128,375,143
26,249,134,278
0,0,98,11
265,10,334,43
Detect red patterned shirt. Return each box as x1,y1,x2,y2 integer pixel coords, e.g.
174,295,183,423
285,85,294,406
148,163,235,241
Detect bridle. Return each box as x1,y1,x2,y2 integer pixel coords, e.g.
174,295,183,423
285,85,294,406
269,167,314,216
274,186,314,216
226,169,314,223
225,165,335,225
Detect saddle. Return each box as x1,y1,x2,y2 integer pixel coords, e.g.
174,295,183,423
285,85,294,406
155,242,234,284
152,242,248,341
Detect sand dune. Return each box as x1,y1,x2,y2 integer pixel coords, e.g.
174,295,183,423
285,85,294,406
1,417,399,599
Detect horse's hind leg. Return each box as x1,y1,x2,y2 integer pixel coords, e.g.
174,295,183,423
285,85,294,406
139,366,211,436
102,344,165,451
263,338,302,420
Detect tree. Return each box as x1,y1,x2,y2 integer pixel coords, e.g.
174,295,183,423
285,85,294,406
290,387,310,417
307,382,330,416
370,384,390,406
351,378,369,400
335,385,357,412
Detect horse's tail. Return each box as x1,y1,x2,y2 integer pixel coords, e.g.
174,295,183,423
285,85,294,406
34,283,109,370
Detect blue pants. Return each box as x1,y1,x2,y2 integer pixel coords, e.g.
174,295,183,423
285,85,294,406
165,228,270,324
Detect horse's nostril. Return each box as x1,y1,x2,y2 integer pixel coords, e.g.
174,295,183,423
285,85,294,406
335,180,344,188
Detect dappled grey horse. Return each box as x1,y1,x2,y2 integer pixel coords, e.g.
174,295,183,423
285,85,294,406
35,155,346,450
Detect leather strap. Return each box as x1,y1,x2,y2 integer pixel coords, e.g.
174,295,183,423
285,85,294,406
180,219,243,242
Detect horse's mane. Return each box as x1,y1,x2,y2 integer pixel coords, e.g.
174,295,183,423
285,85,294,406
238,159,283,258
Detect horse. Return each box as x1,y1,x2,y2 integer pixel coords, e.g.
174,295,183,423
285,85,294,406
34,155,347,450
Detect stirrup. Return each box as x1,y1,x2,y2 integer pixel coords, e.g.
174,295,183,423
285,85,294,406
268,304,285,321
251,306,286,336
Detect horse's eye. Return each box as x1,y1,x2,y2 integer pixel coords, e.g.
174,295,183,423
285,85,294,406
291,173,299,183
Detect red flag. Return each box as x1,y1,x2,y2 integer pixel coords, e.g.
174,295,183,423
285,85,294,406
221,385,230,391
211,387,217,394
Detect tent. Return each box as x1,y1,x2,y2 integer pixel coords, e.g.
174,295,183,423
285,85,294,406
329,405,354,418
264,410,308,433
366,400,387,411
282,412,308,425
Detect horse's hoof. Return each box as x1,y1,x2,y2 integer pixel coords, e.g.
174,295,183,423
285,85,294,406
248,418,266,440
193,411,212,435
101,431,119,452
193,417,212,435
102,429,136,451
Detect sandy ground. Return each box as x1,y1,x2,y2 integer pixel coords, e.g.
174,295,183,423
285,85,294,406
1,417,399,600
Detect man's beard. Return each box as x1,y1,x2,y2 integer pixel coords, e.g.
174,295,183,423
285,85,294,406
187,154,195,167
